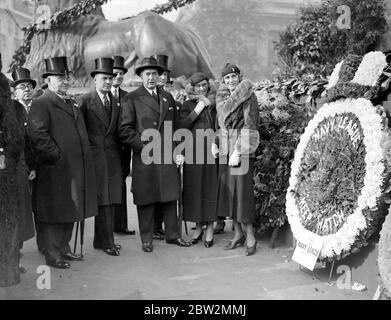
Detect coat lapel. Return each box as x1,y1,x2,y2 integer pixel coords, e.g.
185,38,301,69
158,89,170,130
91,90,110,129
46,90,74,118
107,92,120,135
137,86,160,115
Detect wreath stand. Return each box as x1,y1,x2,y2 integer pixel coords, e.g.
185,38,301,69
373,285,385,300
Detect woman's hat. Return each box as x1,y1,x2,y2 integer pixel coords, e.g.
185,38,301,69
90,57,115,78
135,57,164,77
189,72,209,86
221,63,241,78
11,68,36,88
152,54,171,73
112,55,128,74
42,57,72,79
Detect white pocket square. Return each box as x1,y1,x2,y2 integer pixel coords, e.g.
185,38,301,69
169,107,173,110
163,98,168,103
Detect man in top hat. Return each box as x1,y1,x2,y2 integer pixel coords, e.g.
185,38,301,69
11,68,41,256
111,55,135,236
77,57,123,256
119,56,191,253
27,57,98,269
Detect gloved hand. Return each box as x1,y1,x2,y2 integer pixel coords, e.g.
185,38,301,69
228,149,240,167
175,154,185,167
211,143,219,159
194,100,206,115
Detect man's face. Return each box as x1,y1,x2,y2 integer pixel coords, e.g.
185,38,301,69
158,71,169,87
141,69,159,90
194,80,209,96
47,75,71,95
14,82,34,102
223,73,240,91
94,73,113,93
113,69,124,88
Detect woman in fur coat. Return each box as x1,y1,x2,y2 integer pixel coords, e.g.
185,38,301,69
180,72,218,247
214,63,260,256
0,54,25,286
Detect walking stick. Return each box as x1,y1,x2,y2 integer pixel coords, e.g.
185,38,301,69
80,221,85,257
73,222,80,254
178,162,184,238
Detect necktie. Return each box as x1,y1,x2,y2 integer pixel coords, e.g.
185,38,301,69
103,94,111,121
152,91,159,103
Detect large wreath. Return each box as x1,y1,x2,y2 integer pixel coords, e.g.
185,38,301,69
379,206,391,298
286,97,391,261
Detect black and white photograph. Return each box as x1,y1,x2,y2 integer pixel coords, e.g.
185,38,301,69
1,0,391,305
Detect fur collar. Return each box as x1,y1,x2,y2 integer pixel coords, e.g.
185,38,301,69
216,79,254,128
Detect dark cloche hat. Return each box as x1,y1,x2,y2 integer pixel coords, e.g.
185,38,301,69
112,55,128,74
189,72,209,86
221,63,241,78
135,57,164,77
152,54,170,73
42,56,72,79
11,68,36,88
90,57,115,78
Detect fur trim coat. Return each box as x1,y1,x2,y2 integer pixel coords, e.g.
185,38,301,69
215,79,260,157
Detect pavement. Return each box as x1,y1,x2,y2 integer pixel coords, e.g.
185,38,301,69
0,179,372,300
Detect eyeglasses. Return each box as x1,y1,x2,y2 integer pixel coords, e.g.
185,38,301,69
15,84,33,91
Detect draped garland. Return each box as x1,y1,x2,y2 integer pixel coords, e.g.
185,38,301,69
9,0,198,71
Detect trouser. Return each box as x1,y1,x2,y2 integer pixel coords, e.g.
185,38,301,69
94,205,115,249
137,201,179,244
114,176,128,231
31,179,45,251
154,211,164,233
43,222,74,262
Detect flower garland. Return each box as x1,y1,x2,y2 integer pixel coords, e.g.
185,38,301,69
379,205,391,298
9,0,198,71
325,60,343,90
352,51,387,87
337,55,363,84
286,98,391,261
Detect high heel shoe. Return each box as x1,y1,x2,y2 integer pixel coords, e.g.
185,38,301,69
191,230,204,245
245,241,257,256
224,235,245,250
204,239,214,248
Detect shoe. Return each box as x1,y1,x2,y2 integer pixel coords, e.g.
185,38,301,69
62,252,84,261
224,235,246,250
214,221,226,234
153,233,165,240
156,229,165,236
142,243,153,253
204,239,214,248
191,230,204,244
246,241,257,256
115,228,135,235
46,259,71,269
105,248,120,256
166,238,191,247
19,265,27,274
114,244,122,250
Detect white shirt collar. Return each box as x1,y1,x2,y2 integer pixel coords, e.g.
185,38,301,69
111,86,119,96
144,86,157,97
96,89,110,104
18,99,32,110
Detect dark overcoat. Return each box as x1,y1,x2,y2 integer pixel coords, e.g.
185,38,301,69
14,101,35,242
118,88,132,177
27,90,98,223
179,99,218,223
78,90,123,206
119,86,180,206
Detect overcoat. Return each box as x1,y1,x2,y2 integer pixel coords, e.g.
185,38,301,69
78,90,123,206
118,88,132,177
27,90,98,223
119,86,181,206
180,98,218,223
14,101,35,242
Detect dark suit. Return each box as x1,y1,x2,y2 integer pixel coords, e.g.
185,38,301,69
78,90,123,249
119,86,182,244
28,90,98,263
113,87,132,232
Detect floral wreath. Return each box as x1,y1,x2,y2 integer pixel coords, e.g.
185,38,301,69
286,51,391,261
379,206,391,298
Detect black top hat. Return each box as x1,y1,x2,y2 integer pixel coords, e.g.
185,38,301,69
135,57,164,77
152,54,170,73
42,56,72,79
11,68,37,88
90,57,115,78
112,55,128,74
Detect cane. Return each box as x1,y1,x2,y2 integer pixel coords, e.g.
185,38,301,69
178,163,184,238
73,222,80,254
80,221,85,257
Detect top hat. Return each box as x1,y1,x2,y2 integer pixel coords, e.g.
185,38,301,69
135,57,164,77
42,56,72,79
11,68,37,88
152,54,170,73
90,57,115,78
112,55,128,74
